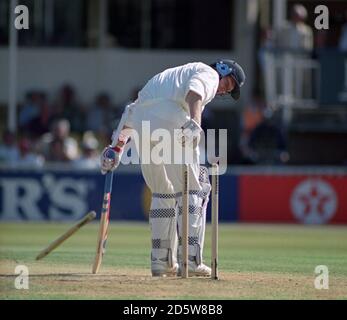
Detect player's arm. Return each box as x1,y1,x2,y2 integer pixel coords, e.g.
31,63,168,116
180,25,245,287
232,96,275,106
113,126,132,149
185,90,203,126
100,104,133,174
182,66,218,133
179,90,203,147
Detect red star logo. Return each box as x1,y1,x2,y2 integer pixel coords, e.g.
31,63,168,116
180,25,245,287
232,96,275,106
298,183,332,217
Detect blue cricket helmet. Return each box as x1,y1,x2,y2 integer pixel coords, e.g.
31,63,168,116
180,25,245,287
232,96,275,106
210,59,246,100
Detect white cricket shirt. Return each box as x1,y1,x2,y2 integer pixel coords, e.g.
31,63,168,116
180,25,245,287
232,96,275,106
137,62,219,113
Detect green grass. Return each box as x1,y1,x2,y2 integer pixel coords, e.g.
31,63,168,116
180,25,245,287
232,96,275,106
0,222,347,299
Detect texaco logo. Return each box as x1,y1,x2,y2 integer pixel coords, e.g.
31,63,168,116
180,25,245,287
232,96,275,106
290,179,337,224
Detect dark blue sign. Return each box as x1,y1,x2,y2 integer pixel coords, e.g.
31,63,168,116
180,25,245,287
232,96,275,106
0,169,239,222
0,169,146,221
205,174,238,222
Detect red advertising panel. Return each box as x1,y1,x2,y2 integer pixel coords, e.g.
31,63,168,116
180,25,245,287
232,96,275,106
239,175,347,224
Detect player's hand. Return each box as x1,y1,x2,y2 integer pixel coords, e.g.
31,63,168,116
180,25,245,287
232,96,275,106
100,145,122,175
178,119,202,148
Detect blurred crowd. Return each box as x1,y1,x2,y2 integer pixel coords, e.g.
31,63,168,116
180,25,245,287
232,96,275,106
0,84,124,169
1,82,289,168
1,4,347,168
259,4,347,54
239,4,347,166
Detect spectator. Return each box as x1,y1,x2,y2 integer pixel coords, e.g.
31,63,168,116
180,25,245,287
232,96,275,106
46,138,70,163
72,131,100,169
258,27,275,69
35,92,50,135
247,116,290,165
267,5,314,105
51,84,86,133
14,137,44,168
274,4,313,51
19,91,41,132
38,119,79,161
19,91,50,138
239,93,266,164
0,130,19,165
86,93,116,136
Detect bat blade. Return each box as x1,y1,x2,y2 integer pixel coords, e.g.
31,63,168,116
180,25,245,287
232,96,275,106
92,211,109,274
92,172,113,274
36,211,96,261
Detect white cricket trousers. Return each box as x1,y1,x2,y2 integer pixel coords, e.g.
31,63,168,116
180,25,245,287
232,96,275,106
126,100,211,271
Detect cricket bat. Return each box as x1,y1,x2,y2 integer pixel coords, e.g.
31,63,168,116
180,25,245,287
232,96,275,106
36,211,96,261
92,105,130,274
92,171,113,274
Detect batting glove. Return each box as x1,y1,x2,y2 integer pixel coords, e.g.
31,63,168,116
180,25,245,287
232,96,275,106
178,119,202,148
100,146,121,175
100,134,129,174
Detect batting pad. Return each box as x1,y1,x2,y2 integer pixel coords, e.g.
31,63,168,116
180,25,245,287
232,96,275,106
177,166,211,265
149,193,178,271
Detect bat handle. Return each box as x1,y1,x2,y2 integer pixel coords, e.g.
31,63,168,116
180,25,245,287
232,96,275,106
104,171,114,194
